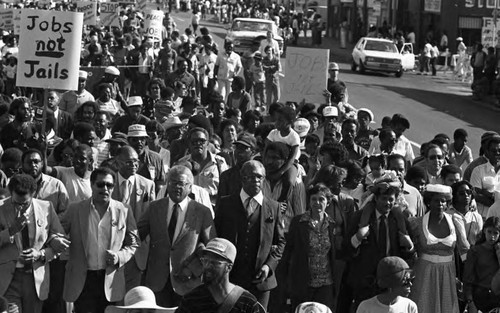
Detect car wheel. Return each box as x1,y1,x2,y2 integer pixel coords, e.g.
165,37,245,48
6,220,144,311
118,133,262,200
351,59,357,71
395,70,403,78
359,62,366,74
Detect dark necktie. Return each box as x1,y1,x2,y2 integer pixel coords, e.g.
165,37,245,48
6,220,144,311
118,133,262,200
379,214,387,256
21,223,30,250
168,204,179,241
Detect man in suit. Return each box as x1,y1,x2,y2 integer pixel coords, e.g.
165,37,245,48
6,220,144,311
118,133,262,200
47,90,74,140
215,160,286,310
62,167,139,313
112,146,155,291
137,165,215,307
0,174,66,313
21,149,70,313
344,182,414,311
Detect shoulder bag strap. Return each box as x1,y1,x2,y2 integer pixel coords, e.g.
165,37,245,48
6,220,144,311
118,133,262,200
217,285,245,313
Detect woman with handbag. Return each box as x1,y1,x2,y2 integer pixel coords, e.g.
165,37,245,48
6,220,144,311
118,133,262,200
463,216,500,313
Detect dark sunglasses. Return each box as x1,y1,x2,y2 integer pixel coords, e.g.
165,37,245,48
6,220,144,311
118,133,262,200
95,182,114,188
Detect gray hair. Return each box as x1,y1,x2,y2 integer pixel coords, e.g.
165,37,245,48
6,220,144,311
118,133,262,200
167,165,194,184
240,160,266,177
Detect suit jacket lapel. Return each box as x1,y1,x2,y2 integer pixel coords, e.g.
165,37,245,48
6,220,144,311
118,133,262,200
109,201,118,249
79,199,91,258
258,198,272,264
173,199,194,245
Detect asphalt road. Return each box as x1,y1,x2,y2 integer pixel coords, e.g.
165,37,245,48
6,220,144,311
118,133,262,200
172,11,500,156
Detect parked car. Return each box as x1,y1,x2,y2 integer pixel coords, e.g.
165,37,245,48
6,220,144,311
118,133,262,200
226,18,284,56
351,37,415,77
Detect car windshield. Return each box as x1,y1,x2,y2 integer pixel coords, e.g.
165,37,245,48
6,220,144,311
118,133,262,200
231,21,272,32
364,41,398,53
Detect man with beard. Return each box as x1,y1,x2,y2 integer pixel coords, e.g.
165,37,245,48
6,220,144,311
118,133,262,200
176,238,262,313
137,165,215,307
49,144,93,203
0,97,34,151
112,146,155,291
215,160,285,310
59,71,95,116
126,124,165,193
21,149,70,313
62,167,138,313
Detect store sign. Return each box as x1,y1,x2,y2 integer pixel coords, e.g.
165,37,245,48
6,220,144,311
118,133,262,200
466,0,500,8
424,0,441,13
482,17,500,48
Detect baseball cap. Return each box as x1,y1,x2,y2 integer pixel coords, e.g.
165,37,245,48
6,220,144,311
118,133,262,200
323,106,338,117
79,70,88,80
294,118,310,137
328,62,339,71
105,66,120,76
127,96,143,107
234,133,257,149
377,256,411,289
203,238,237,263
357,108,375,123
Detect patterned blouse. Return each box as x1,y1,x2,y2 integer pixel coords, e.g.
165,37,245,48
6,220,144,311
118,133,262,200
303,211,334,287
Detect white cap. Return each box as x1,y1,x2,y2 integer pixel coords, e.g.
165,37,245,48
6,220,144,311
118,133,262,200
295,302,332,313
127,96,143,107
106,286,175,313
127,124,148,138
425,184,452,195
357,108,375,123
323,106,338,117
456,37,463,41
294,118,311,137
79,70,88,80
105,66,120,76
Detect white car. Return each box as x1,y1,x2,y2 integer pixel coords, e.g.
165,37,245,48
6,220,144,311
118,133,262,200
351,37,415,77
226,18,284,56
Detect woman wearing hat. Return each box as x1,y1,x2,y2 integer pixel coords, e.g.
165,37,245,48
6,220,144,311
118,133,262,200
410,184,470,313
357,257,417,313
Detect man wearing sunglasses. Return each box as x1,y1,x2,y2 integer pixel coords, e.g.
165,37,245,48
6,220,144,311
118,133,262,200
62,167,139,313
0,174,65,313
177,238,262,313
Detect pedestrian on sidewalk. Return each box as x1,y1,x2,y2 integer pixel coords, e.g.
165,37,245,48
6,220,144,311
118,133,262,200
471,43,486,81
419,39,432,75
430,41,439,76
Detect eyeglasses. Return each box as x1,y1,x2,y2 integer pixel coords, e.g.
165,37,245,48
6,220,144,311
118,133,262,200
428,155,444,160
458,190,473,196
190,138,207,146
200,257,229,267
95,182,114,189
168,180,190,188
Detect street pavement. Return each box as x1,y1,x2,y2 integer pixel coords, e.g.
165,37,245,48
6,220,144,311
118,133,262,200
172,11,500,156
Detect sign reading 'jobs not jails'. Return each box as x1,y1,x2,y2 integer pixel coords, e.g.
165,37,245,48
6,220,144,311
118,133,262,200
281,47,329,104
17,10,84,90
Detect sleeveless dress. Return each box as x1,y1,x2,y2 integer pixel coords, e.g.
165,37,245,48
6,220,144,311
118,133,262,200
410,212,469,313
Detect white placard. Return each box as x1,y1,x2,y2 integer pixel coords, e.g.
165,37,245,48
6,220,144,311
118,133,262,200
17,10,84,90
0,9,13,31
76,1,97,26
13,9,21,35
99,2,120,27
281,47,329,104
143,9,164,41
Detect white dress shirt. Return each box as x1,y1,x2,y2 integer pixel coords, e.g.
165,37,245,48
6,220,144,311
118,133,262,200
167,196,189,242
87,201,112,270
239,189,264,216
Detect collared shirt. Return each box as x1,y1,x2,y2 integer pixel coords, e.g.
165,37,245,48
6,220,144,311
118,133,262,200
55,166,92,204
167,196,189,242
178,151,228,203
215,51,242,81
368,135,415,163
342,142,369,163
118,173,136,204
402,182,425,218
450,142,473,170
94,129,112,167
470,161,500,218
240,189,264,216
59,89,95,116
258,38,280,57
262,176,306,232
36,173,69,219
448,206,483,246
464,156,488,182
87,201,112,270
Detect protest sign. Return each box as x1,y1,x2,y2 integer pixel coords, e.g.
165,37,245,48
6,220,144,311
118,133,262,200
13,9,21,35
0,9,13,31
17,10,84,90
99,2,120,27
138,0,163,10
143,9,164,42
76,1,97,26
281,47,329,104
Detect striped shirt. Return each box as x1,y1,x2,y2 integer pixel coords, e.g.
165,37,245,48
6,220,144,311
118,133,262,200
176,285,260,313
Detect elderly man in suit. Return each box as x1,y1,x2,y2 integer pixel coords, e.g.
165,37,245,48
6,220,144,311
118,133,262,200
0,174,66,313
215,160,286,310
112,145,155,291
137,165,215,307
344,182,414,311
62,167,139,313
